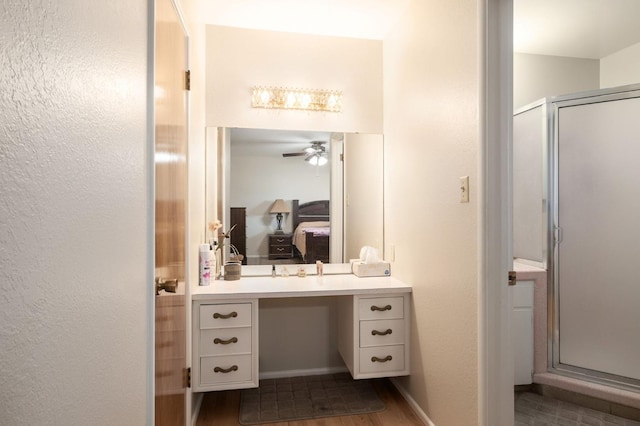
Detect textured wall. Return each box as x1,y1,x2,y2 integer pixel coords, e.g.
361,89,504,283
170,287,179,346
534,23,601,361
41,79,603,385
0,1,150,424
383,1,479,424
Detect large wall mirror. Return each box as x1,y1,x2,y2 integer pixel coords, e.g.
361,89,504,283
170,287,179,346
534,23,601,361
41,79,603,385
205,127,384,268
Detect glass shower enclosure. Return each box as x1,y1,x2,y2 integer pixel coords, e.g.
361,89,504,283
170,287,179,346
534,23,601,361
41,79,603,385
514,84,640,390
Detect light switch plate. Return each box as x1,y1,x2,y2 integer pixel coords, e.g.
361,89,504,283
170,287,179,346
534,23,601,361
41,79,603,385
460,176,469,203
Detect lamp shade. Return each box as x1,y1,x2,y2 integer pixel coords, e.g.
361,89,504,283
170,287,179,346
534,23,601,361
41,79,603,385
270,199,291,214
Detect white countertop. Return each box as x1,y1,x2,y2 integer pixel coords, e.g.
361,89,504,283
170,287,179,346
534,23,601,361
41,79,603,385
513,259,546,273
191,274,412,300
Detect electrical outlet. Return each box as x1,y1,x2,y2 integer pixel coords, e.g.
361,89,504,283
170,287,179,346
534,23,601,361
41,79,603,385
460,176,469,203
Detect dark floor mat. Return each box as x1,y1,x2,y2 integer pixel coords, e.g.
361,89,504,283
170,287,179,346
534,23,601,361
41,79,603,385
238,373,385,425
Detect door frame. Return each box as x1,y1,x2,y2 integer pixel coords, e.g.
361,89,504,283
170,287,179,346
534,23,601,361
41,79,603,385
147,0,516,423
479,0,514,425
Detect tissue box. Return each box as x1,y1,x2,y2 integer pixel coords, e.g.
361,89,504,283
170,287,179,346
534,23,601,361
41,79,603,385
352,261,391,277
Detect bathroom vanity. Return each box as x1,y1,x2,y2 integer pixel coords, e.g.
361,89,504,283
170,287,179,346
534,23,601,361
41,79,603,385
191,274,411,392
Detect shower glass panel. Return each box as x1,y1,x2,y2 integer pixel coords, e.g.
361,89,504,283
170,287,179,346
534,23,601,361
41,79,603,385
553,88,640,387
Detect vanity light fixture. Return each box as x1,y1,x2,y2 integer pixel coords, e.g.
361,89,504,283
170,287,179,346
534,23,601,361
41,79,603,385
269,199,291,234
251,86,342,112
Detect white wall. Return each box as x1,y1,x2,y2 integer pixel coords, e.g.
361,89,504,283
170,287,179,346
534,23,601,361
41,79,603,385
230,146,330,259
383,1,479,424
0,1,150,425
514,53,599,109
601,41,640,88
205,25,383,134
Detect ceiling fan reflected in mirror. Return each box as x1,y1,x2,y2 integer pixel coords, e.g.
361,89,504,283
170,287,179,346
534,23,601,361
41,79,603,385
282,141,328,166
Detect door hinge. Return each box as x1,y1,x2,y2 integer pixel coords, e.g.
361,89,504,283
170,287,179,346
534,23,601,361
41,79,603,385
185,70,191,91
183,367,191,388
508,270,517,286
340,153,344,162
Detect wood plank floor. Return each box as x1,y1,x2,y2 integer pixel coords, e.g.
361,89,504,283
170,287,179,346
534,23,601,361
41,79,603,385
196,378,424,426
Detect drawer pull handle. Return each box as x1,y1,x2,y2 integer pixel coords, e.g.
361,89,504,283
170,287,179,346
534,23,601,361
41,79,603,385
276,247,285,252
277,238,285,243
371,329,392,336
214,365,238,373
214,337,238,345
371,355,393,363
213,312,237,319
370,305,392,312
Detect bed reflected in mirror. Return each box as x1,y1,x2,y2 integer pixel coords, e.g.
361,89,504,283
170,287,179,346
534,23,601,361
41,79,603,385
291,199,330,264
205,127,383,267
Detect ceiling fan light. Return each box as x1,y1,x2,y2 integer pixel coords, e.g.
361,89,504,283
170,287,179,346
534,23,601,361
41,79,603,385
305,153,327,166
307,154,319,165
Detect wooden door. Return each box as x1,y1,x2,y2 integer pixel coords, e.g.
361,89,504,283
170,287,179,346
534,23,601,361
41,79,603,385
154,0,188,424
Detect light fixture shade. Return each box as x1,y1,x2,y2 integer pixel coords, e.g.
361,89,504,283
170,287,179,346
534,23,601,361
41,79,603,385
306,154,328,166
270,199,291,214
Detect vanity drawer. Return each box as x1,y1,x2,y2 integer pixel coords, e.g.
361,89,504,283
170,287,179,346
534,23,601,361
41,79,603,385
199,327,252,356
358,297,404,320
359,345,405,374
200,303,252,329
200,354,253,385
359,319,405,347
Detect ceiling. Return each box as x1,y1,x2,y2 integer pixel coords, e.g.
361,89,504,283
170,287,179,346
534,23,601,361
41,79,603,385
514,0,640,59
197,0,640,59
196,0,412,40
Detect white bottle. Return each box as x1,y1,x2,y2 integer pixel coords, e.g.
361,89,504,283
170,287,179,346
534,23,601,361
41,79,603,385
199,243,212,286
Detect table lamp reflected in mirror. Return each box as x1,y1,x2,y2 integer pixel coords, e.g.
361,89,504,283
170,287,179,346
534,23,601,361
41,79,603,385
269,199,291,234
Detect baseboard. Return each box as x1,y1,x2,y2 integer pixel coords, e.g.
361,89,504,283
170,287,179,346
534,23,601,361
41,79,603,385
191,393,203,426
259,366,348,380
389,378,435,426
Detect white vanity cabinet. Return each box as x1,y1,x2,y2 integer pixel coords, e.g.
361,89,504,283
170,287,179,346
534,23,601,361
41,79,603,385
192,299,259,392
338,294,411,379
191,274,411,392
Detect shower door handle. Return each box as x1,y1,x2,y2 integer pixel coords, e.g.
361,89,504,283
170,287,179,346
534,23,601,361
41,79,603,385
554,225,563,245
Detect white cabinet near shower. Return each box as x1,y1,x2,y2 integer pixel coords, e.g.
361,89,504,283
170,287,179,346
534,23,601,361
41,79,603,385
511,280,534,385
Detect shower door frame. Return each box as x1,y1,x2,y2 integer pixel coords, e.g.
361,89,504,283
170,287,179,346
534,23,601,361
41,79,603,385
549,84,640,392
